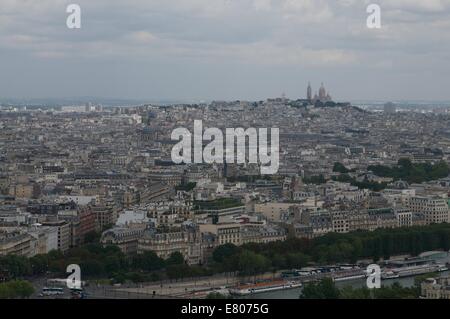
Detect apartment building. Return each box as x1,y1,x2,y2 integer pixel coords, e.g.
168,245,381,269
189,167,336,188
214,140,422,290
28,225,58,255
101,225,146,255
0,229,34,257
368,208,398,230
254,202,302,222
394,209,413,227
241,225,287,244
199,223,243,246
422,277,450,299
91,199,118,230
408,196,450,224
9,183,40,199
41,220,71,253
138,224,202,265
147,200,194,223
301,210,333,237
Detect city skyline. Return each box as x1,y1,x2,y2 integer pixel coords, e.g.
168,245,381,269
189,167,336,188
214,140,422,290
4,0,450,304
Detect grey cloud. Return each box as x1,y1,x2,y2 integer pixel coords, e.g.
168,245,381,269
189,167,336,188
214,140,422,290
0,0,450,101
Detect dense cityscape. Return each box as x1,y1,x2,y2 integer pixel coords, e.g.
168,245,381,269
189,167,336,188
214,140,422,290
2,84,450,299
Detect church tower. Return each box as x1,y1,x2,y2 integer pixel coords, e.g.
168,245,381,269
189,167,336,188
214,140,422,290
319,82,326,101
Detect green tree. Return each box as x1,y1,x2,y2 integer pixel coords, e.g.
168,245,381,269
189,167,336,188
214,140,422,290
398,158,413,169
0,255,31,277
374,282,418,299
132,251,165,271
84,231,101,244
80,259,104,277
166,264,191,280
300,278,340,299
166,252,185,266
339,286,372,299
0,280,34,299
29,254,49,275
339,283,419,299
212,244,239,263
237,250,270,276
333,162,350,174
206,292,233,299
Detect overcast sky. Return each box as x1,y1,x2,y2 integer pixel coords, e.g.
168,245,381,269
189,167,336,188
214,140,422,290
1,0,450,102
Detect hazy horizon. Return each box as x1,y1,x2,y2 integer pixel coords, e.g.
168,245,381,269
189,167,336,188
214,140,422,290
4,96,450,108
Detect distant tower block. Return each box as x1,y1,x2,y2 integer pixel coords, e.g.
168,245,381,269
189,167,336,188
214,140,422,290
384,102,396,114
307,82,312,101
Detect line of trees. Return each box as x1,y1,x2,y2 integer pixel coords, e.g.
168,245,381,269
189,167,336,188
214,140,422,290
2,224,450,284
175,182,196,192
210,223,450,275
331,174,387,191
193,198,244,212
331,159,449,190
333,162,353,174
368,158,450,184
300,277,425,299
0,280,34,299
0,244,211,284
303,175,327,185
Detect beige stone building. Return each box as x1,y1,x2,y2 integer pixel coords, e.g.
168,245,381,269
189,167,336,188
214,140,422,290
101,225,146,255
408,196,450,224
421,277,450,299
9,183,40,199
200,222,286,246
91,199,118,230
254,202,302,222
138,224,202,265
0,229,34,257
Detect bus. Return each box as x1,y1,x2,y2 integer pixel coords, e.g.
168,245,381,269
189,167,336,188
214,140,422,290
47,278,86,288
42,287,64,296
